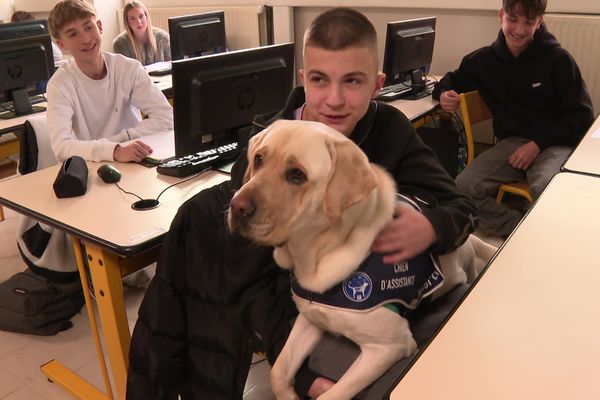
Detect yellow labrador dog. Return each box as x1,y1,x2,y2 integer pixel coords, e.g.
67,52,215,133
228,120,496,400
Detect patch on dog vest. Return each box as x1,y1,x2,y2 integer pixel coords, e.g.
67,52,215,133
291,193,444,314
291,252,443,314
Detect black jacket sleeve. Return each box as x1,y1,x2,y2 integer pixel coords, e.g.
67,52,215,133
431,53,479,101
533,49,594,149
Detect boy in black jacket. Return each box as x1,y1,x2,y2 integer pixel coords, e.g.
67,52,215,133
433,0,594,237
127,8,478,399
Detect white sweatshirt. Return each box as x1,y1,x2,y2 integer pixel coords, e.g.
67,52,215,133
46,52,173,162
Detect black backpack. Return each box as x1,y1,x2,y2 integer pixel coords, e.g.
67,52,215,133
416,111,467,179
0,269,84,335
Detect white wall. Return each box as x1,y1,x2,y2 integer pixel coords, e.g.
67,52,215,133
140,0,600,14
94,0,122,51
0,0,12,23
294,7,499,77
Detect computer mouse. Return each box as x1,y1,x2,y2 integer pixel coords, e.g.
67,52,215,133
97,164,121,184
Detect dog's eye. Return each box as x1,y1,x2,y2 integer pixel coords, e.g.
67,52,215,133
253,154,263,167
286,168,307,185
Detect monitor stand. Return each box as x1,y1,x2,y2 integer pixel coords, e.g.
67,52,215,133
0,89,46,120
400,69,432,101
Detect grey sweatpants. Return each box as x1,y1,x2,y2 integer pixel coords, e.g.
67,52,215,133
455,137,571,237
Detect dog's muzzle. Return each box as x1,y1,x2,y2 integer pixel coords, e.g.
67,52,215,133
228,190,257,232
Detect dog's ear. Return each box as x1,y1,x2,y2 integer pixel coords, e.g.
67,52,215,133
243,128,270,183
323,138,377,220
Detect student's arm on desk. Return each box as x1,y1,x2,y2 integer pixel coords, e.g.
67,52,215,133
122,131,175,162
127,64,173,139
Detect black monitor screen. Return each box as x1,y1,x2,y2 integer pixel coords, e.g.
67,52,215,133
382,16,436,88
172,43,294,157
0,33,54,119
0,19,48,40
169,10,226,60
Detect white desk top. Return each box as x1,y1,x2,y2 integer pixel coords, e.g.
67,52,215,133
391,172,600,399
562,113,600,177
150,74,173,93
0,161,228,255
388,95,438,122
0,103,48,135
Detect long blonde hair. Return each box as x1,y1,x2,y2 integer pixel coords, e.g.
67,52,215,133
122,1,157,62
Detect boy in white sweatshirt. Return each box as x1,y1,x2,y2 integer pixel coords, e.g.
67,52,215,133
47,0,173,162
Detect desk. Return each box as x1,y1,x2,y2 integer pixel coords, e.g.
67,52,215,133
562,114,600,177
0,160,229,399
0,103,48,136
388,95,438,122
150,73,173,96
391,172,600,399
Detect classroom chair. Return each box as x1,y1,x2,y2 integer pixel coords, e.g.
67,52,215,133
16,115,77,274
459,90,533,204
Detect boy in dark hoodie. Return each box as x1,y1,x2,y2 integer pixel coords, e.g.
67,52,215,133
433,0,594,237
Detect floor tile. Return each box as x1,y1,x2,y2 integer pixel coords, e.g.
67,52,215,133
244,355,274,400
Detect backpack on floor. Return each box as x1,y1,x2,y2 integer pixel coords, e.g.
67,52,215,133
416,111,467,178
0,269,84,336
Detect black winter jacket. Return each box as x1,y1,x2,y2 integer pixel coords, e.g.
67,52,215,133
432,24,594,150
126,87,477,399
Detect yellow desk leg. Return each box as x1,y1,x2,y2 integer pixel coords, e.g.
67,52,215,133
83,241,131,400
41,238,154,399
41,359,110,400
41,238,116,399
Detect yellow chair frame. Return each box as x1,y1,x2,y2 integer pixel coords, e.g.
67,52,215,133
459,90,532,204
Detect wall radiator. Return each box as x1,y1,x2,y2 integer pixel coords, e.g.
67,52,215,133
545,13,600,115
117,6,269,51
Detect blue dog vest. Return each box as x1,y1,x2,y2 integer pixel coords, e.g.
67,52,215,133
291,194,444,315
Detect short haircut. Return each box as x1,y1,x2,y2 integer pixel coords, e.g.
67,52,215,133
502,0,547,19
11,10,35,22
303,7,377,55
48,0,97,39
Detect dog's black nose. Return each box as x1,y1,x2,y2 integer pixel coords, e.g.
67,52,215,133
230,192,256,219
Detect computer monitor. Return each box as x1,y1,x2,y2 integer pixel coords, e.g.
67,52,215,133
169,10,226,60
0,32,54,119
382,16,436,100
172,42,295,157
0,19,48,40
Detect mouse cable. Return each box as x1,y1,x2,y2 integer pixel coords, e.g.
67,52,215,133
115,183,144,201
154,166,212,201
113,166,212,203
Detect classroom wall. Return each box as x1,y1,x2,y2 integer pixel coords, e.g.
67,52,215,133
293,7,500,77
95,0,122,52
139,0,600,15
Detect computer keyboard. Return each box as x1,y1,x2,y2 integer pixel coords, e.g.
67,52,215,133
156,141,239,177
376,82,412,101
376,79,436,101
148,67,171,76
0,94,46,112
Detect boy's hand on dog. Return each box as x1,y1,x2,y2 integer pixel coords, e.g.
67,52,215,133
371,205,437,264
